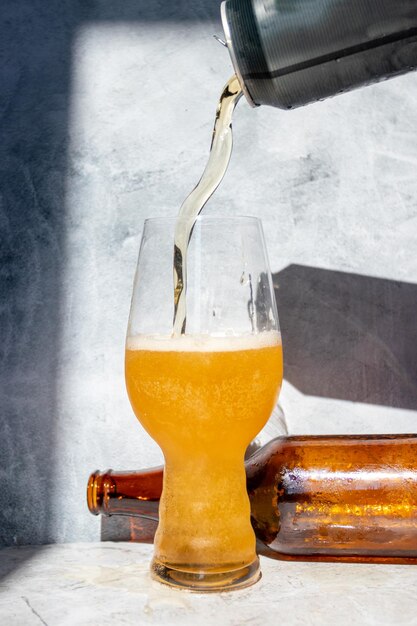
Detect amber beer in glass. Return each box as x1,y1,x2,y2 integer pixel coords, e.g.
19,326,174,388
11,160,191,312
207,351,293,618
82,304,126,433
125,217,282,591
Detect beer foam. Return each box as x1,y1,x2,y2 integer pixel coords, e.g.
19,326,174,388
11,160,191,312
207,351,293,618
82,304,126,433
126,331,281,352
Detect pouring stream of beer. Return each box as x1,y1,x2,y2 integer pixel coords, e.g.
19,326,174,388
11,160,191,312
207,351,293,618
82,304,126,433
172,75,242,336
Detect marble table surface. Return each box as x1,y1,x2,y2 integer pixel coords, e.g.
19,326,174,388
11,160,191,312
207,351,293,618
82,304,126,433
1,543,416,626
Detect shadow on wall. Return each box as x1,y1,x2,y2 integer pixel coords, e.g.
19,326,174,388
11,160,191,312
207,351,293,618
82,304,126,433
0,1,74,552
0,0,222,575
274,265,417,411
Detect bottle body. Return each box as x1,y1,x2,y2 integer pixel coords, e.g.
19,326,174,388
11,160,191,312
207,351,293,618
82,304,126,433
88,434,417,564
221,0,417,108
247,435,417,563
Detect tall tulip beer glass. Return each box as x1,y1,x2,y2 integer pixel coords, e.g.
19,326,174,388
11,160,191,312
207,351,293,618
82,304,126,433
125,217,283,591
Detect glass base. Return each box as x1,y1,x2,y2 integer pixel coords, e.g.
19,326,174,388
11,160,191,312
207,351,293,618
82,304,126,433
150,556,261,592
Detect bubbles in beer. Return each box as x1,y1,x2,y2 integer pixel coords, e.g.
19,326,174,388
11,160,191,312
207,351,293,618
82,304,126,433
172,75,242,336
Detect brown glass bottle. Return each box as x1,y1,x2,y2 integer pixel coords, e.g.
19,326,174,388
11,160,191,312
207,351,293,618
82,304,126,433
87,435,417,564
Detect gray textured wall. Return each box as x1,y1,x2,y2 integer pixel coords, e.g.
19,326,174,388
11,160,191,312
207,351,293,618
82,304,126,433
1,1,417,548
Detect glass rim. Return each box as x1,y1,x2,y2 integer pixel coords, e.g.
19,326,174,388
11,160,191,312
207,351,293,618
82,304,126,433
143,215,262,226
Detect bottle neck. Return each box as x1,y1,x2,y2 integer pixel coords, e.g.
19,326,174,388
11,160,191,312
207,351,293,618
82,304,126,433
87,468,163,519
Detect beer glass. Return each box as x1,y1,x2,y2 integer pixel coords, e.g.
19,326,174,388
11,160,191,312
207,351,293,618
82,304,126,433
125,216,283,591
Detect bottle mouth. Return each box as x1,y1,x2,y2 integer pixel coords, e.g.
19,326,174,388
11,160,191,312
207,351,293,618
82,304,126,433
87,470,114,515
87,471,102,515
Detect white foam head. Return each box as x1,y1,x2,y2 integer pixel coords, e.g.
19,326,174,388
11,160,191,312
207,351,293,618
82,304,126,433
126,331,281,352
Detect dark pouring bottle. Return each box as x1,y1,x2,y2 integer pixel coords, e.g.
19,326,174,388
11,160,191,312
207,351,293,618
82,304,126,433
220,0,417,108
88,434,417,564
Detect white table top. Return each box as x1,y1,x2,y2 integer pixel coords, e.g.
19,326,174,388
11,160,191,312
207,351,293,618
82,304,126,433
1,543,416,626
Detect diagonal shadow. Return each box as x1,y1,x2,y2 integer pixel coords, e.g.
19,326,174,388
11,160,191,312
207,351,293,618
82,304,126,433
273,264,417,410
0,0,75,556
